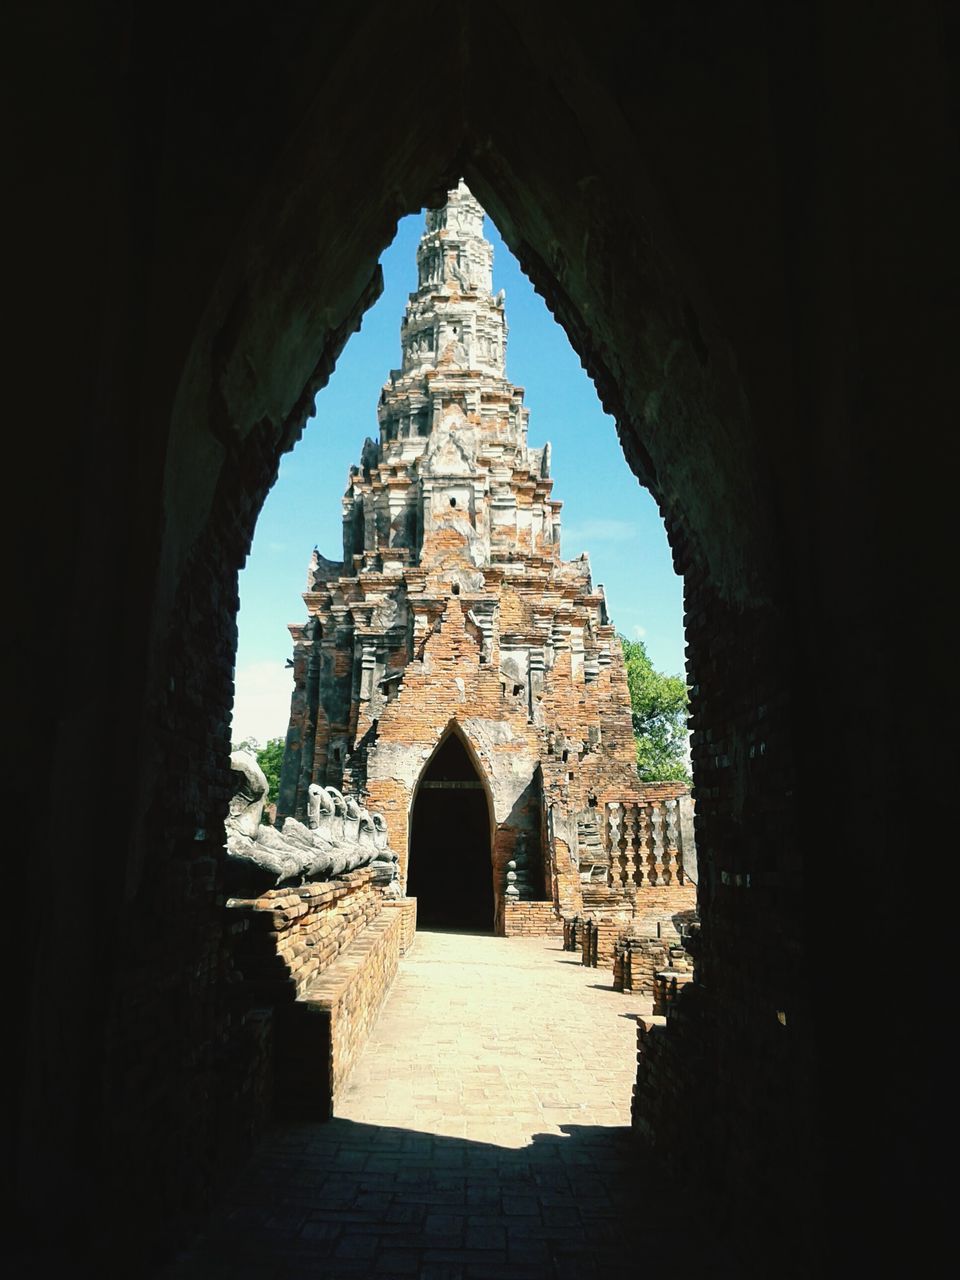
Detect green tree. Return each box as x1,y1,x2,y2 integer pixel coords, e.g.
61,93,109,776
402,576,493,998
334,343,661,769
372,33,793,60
619,635,690,782
233,736,286,806
255,738,286,805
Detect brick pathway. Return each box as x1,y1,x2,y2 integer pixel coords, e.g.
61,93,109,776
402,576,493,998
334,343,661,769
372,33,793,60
168,932,741,1278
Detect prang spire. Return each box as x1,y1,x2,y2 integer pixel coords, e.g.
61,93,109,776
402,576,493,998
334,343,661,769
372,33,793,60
339,179,553,578
397,180,508,382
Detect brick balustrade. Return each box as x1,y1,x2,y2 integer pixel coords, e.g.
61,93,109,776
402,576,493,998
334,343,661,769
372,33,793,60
605,785,695,889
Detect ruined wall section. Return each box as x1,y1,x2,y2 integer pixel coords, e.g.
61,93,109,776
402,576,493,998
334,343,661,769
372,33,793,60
533,592,641,906
226,868,415,1121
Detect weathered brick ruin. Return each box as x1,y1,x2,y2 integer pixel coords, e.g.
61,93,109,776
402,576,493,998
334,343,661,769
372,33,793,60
14,5,950,1275
278,182,695,937
226,867,416,1120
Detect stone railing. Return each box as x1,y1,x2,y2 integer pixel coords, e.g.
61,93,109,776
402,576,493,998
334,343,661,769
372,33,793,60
604,787,695,889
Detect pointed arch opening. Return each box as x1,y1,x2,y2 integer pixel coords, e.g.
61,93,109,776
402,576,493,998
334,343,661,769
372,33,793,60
407,724,495,932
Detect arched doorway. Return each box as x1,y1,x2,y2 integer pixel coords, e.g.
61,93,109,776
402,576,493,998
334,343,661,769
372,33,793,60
407,729,494,931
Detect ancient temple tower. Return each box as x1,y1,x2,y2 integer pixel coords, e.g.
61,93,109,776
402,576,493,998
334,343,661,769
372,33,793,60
278,182,690,934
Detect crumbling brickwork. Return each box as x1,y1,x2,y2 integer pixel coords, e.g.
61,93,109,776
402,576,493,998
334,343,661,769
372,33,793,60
503,901,564,936
226,869,416,1118
227,869,383,999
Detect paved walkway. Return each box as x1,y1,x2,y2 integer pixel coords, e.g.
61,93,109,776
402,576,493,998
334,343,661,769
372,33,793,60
169,932,741,1278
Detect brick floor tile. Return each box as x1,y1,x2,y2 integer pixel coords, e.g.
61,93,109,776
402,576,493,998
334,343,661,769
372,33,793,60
164,933,744,1280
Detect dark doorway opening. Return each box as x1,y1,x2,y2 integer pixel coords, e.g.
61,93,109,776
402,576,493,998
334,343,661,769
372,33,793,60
408,731,493,931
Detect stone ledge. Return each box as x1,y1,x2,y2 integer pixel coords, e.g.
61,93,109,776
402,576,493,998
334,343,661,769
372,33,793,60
276,907,404,1119
302,912,398,1008
653,968,695,1014
381,896,417,954
637,1014,668,1034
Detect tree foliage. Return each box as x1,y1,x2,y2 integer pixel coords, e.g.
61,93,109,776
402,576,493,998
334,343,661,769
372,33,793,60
233,736,285,806
256,738,285,805
619,635,690,782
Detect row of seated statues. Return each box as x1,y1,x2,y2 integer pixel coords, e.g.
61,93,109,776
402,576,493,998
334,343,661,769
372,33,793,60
225,750,400,893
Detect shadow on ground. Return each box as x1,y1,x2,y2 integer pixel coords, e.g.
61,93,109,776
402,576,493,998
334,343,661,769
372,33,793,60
165,1118,743,1279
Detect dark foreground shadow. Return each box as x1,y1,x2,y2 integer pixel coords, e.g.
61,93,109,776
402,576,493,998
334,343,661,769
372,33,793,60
162,1119,745,1279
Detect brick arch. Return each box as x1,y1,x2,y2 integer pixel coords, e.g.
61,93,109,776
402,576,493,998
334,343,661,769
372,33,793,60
16,5,948,1272
29,48,794,1266
409,719,497,823
406,720,498,930
48,45,794,1263
158,111,795,1248
364,599,543,897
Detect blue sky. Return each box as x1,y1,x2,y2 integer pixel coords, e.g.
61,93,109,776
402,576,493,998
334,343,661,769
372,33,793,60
232,210,686,745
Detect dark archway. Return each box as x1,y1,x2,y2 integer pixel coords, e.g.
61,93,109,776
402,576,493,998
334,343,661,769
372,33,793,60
407,730,494,931
12,6,950,1274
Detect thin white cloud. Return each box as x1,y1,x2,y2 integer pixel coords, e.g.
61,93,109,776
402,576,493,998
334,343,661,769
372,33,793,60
562,518,638,546
230,661,294,746
632,625,647,639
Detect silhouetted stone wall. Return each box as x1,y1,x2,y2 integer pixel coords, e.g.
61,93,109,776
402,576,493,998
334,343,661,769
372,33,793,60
10,4,951,1274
